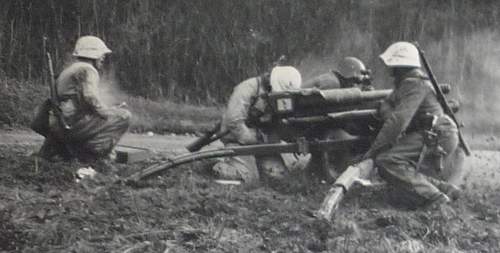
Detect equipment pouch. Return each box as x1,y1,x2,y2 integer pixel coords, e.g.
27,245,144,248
424,114,459,172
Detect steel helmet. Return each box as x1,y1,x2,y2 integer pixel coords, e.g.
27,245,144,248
72,36,112,60
379,41,421,68
337,57,368,79
270,66,302,92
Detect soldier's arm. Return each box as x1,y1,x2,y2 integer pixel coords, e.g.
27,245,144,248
224,80,259,144
77,67,109,118
365,80,429,158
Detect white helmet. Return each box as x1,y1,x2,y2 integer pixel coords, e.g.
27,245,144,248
270,66,302,92
379,41,420,68
72,36,112,60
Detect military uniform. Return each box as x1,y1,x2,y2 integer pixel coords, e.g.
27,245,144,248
39,61,131,161
366,68,460,206
213,76,288,184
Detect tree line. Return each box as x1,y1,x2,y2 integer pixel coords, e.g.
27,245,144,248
1,0,499,114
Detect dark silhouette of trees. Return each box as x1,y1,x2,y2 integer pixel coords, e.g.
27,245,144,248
1,0,500,108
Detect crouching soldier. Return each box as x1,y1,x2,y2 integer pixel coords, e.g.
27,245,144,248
363,41,462,208
212,66,302,185
32,36,131,161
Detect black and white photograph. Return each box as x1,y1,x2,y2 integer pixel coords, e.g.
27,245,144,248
0,0,499,252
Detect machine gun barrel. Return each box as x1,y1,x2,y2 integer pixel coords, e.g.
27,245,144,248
316,88,391,105
284,109,377,124
268,85,452,118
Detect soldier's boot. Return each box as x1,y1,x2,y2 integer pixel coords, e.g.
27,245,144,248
212,156,260,185
424,192,451,210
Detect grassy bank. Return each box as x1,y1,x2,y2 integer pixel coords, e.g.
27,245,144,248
124,96,221,134
0,77,221,134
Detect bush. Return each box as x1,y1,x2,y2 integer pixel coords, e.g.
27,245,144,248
0,77,47,128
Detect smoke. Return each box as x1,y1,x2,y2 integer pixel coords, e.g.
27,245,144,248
99,68,127,107
429,29,500,136
297,54,339,81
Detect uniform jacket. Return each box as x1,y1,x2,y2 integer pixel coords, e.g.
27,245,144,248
367,68,444,157
221,76,268,145
56,61,108,122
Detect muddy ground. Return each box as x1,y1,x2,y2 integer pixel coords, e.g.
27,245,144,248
0,130,499,252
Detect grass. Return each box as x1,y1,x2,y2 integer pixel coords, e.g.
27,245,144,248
123,95,221,134
0,76,222,134
2,143,499,252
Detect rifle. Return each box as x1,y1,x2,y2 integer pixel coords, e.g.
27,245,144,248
186,121,228,152
45,38,71,131
415,44,471,156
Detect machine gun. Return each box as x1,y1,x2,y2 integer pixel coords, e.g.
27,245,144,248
129,83,458,183
185,88,391,152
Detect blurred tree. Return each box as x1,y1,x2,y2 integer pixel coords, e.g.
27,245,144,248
0,0,499,107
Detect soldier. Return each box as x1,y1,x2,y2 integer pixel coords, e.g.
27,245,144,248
302,57,373,91
363,41,461,208
35,35,131,161
212,66,302,185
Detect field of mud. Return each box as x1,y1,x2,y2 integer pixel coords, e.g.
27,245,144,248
0,131,499,252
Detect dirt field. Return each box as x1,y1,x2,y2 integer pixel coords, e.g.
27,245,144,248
0,130,499,252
